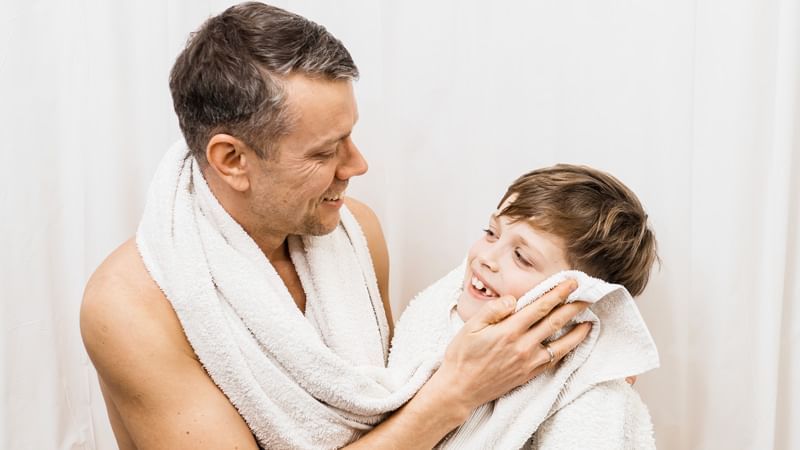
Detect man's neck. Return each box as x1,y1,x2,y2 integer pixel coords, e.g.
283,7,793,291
253,232,307,312
253,233,292,265
202,166,294,266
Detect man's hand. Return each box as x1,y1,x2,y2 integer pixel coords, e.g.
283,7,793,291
432,279,592,416
347,279,592,450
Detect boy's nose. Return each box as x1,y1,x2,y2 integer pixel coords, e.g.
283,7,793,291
478,253,499,272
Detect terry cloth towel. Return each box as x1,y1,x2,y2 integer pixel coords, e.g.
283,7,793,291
136,141,442,449
387,262,660,449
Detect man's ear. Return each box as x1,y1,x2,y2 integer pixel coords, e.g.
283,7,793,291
205,134,252,192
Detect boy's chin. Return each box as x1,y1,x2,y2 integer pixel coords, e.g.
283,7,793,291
456,292,480,322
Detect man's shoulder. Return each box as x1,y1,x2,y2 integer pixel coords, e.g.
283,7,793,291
80,238,196,371
344,196,379,228
81,238,169,326
343,196,385,259
80,239,258,448
84,238,158,303
343,197,393,328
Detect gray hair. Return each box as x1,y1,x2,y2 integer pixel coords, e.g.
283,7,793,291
169,2,359,162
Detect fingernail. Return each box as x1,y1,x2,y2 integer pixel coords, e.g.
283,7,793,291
566,279,578,292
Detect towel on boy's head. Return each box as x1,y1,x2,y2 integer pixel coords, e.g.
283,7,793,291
388,262,660,449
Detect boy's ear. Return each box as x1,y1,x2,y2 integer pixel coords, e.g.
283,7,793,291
205,134,252,192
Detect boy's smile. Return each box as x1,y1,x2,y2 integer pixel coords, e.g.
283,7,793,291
457,213,571,321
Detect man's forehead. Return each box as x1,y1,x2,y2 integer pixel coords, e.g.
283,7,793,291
280,74,358,150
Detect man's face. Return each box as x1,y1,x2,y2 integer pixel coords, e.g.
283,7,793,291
456,212,571,321
248,74,367,237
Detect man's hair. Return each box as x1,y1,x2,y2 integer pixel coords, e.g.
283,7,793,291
169,2,359,162
498,164,658,296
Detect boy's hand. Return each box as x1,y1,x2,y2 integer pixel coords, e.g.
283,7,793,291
431,279,591,417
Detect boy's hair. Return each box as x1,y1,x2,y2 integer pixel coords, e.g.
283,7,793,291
498,164,658,296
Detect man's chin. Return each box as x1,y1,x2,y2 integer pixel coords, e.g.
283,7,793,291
303,214,341,236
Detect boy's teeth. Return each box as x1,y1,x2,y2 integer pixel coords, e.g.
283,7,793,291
471,276,498,297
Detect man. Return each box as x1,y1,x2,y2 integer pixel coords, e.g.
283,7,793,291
80,3,591,448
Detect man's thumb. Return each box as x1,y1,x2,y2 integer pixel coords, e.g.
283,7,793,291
473,295,516,327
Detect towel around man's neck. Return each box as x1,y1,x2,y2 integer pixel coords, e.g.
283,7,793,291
136,141,440,449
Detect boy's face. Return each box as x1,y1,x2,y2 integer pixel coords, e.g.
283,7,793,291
457,212,571,321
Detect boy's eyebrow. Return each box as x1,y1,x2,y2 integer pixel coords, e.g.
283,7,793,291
515,233,547,262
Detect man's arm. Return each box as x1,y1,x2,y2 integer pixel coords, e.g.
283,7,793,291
83,206,589,450
343,198,592,449
80,239,259,450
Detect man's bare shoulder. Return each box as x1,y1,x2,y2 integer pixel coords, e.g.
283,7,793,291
80,238,258,448
344,197,385,258
80,238,196,374
83,237,163,305
344,197,393,329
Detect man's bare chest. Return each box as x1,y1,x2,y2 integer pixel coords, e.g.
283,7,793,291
271,260,307,313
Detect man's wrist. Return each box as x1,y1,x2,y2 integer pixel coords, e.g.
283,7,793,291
414,370,473,428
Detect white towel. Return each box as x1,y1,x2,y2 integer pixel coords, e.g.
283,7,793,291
136,141,441,449
526,379,656,449
388,262,660,449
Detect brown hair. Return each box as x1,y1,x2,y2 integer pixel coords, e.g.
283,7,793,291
498,164,658,296
169,2,359,162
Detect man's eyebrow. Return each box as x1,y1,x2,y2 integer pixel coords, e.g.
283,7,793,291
310,114,358,152
310,131,351,152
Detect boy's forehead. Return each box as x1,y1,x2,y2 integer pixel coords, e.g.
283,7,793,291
493,192,541,231
496,193,519,213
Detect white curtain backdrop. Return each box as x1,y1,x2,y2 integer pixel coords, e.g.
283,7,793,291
2,1,798,449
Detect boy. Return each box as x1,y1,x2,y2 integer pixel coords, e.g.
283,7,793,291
389,163,659,449
457,163,657,321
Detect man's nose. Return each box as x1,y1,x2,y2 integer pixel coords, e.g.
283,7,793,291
336,137,368,180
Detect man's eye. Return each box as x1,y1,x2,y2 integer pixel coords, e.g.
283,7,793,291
316,147,338,159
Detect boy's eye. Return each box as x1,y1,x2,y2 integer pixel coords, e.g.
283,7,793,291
514,249,532,267
482,228,497,239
